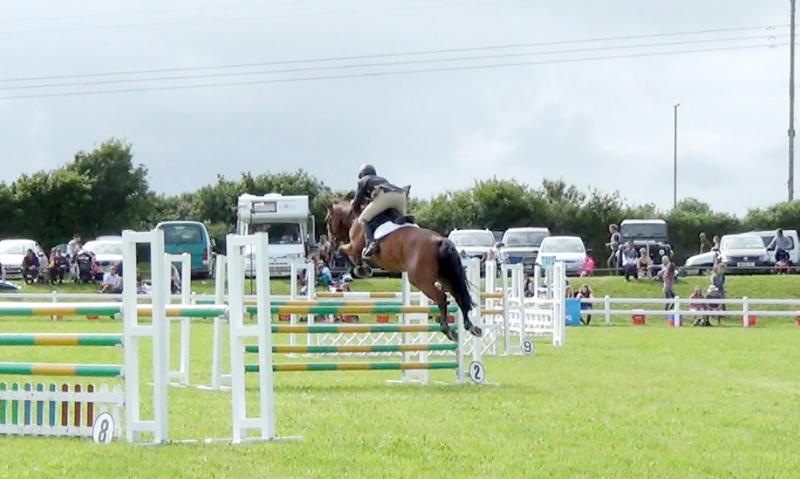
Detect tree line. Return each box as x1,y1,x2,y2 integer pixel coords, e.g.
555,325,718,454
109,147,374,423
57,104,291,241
2,138,798,262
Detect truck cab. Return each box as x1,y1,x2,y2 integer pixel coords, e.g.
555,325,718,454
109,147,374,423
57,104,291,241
617,219,672,272
236,194,315,277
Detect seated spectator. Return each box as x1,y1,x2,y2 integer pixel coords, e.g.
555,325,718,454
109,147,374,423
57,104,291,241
99,266,123,293
621,241,638,281
137,275,152,295
636,248,652,278
705,285,725,325
170,265,181,294
575,284,594,325
318,234,331,264
317,260,332,287
48,249,69,284
689,286,709,326
523,275,535,297
580,250,595,277
21,249,40,285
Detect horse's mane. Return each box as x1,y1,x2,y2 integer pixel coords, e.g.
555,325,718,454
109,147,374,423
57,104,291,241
342,190,356,201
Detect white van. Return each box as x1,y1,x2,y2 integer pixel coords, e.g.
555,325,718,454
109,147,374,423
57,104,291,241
535,236,586,275
750,229,799,265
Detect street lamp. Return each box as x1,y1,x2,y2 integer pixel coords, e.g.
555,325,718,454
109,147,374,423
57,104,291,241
673,102,680,209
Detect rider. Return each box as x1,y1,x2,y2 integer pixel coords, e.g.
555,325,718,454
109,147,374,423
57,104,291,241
352,164,407,258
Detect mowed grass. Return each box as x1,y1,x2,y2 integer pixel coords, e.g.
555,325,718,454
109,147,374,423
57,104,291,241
0,275,797,477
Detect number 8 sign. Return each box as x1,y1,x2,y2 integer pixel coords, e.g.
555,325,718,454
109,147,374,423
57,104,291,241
92,412,115,444
469,361,485,385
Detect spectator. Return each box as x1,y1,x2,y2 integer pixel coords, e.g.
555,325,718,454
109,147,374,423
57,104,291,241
100,265,123,293
711,235,722,265
318,234,331,264
580,249,595,277
21,249,40,284
48,248,69,284
459,250,468,259
67,234,82,262
170,265,181,294
711,264,726,298
768,228,791,266
689,286,708,326
575,284,594,325
605,224,621,269
699,232,712,254
636,247,652,278
317,259,332,287
661,255,675,310
524,275,536,297
705,284,725,325
621,241,638,281
137,275,152,294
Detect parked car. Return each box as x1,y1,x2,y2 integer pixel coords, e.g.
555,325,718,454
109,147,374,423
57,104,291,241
682,251,716,276
497,227,550,271
617,219,672,273
535,236,586,275
749,229,799,266
83,237,123,278
0,239,47,279
448,229,496,264
156,221,215,278
718,234,769,273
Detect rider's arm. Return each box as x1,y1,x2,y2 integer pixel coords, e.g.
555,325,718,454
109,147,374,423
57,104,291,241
353,177,369,207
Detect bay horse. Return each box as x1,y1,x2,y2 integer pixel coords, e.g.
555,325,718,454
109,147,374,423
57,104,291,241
325,192,482,341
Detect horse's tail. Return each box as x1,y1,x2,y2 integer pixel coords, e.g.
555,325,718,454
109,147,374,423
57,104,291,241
437,239,473,319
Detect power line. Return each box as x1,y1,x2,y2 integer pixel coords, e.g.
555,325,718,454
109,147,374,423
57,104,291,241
1,34,785,91
0,24,787,83
0,43,785,101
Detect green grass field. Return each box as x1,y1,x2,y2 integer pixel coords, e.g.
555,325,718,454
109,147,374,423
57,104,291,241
0,275,798,478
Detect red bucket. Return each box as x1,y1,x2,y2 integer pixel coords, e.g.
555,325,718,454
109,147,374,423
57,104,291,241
632,313,645,326
446,315,455,324
744,315,757,327
278,313,290,322
376,314,390,323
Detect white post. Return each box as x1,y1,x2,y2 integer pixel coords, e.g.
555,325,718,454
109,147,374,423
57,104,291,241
122,229,169,444
500,264,510,355
516,265,525,348
468,258,483,362
165,253,192,386
673,295,681,327
305,261,315,347
552,262,566,347
211,255,228,390
289,261,298,347
533,264,540,298
742,296,750,328
604,295,611,325
228,233,275,443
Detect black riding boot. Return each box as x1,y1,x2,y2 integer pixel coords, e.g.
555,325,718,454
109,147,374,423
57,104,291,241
360,219,379,258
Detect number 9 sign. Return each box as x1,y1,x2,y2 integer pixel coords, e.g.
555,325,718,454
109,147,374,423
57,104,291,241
92,412,115,444
521,338,535,356
469,361,485,385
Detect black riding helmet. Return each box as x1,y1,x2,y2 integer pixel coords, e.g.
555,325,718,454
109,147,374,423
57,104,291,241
358,164,377,179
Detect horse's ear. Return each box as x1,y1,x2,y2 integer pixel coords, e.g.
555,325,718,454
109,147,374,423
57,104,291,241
343,190,356,201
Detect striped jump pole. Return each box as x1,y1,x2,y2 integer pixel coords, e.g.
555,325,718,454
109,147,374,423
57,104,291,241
246,344,457,354
0,362,123,378
246,362,459,372
0,334,122,347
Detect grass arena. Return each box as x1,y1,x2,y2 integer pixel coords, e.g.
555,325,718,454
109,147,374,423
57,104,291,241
0,234,798,477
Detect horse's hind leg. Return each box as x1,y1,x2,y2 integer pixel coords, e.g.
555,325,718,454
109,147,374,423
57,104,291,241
414,280,456,342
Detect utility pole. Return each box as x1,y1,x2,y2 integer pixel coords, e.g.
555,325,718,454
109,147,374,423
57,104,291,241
673,102,680,209
790,0,796,201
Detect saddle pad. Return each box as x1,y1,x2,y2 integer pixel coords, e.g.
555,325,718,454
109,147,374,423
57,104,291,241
374,221,419,240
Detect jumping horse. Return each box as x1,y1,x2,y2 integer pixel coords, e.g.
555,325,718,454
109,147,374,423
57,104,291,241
326,192,482,341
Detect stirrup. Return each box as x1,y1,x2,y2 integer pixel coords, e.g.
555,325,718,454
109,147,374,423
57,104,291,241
362,242,379,258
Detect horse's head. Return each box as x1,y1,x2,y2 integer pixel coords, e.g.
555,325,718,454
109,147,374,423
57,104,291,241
326,192,358,244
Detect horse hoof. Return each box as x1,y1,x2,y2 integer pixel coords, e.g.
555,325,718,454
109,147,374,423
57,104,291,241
444,329,458,342
469,326,483,337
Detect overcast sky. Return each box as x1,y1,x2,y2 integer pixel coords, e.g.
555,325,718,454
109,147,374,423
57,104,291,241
0,0,792,215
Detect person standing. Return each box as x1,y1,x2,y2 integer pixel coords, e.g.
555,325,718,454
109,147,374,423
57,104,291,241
711,264,726,298
711,235,722,265
661,255,676,310
699,232,712,254
621,241,638,281
605,224,621,269
768,228,791,263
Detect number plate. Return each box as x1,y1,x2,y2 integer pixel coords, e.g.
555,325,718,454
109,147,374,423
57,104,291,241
737,262,755,267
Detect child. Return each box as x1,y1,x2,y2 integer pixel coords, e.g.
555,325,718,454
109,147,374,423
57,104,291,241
580,250,596,277
636,248,652,278
689,286,708,326
575,284,594,325
705,285,725,325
